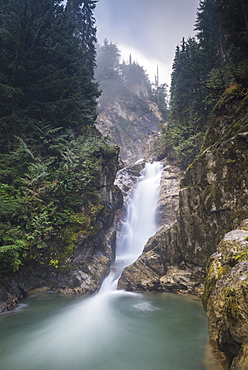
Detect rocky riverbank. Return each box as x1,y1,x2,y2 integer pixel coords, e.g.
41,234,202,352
0,148,123,312
119,87,248,368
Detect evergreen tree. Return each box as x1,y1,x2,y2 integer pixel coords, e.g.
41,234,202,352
195,0,225,73
165,37,207,166
95,38,169,126
151,67,168,120
0,0,99,152
120,60,151,96
81,0,98,77
163,0,247,168
95,39,121,82
0,0,115,273
66,0,98,77
214,0,248,64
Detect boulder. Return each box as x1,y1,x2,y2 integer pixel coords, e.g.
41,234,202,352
202,221,248,369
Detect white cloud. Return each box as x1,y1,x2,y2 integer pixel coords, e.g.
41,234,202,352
95,0,199,88
118,44,170,86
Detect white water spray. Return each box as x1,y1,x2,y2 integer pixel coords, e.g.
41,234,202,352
0,162,163,370
100,161,163,293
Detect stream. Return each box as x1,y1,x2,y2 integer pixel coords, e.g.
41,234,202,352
0,162,220,369
0,292,218,370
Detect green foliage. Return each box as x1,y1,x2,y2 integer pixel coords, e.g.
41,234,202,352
0,132,116,272
215,0,248,64
95,39,168,117
151,82,169,121
160,0,248,168
95,39,121,82
233,59,248,87
0,0,99,152
0,0,118,273
159,115,204,168
234,251,248,262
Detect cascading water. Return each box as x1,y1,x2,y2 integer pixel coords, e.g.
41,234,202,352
99,161,163,293
0,161,164,370
0,160,216,370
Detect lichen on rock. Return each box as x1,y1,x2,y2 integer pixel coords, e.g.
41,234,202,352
118,88,248,368
202,221,248,369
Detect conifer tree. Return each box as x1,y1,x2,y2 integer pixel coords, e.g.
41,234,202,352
66,0,98,77
163,0,248,168
195,0,225,73
214,0,248,63
0,0,99,152
0,0,108,272
95,39,121,81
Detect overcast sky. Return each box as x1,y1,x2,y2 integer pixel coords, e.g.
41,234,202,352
95,0,200,86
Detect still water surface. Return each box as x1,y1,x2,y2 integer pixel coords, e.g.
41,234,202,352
0,291,219,370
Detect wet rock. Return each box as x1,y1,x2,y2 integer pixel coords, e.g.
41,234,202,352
202,221,248,369
114,163,143,199
119,163,187,292
120,90,248,369
157,162,183,227
0,148,123,313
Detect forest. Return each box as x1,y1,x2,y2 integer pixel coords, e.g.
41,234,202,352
0,0,248,279
0,0,118,273
95,39,169,121
95,0,248,168
165,0,248,167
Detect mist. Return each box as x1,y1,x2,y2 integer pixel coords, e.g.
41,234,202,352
95,0,199,85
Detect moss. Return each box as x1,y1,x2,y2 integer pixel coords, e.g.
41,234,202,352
225,159,236,164
215,84,244,110
49,259,59,268
186,162,194,172
52,231,79,265
233,120,242,130
234,247,248,262
113,145,120,155
90,204,104,217
202,262,219,307
47,210,98,267
217,265,229,279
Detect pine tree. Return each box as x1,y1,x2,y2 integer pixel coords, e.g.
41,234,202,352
95,39,121,81
0,0,110,272
151,66,168,120
167,33,217,167
214,0,248,63
195,0,225,73
120,61,151,94
66,0,98,77
165,0,241,168
0,0,99,152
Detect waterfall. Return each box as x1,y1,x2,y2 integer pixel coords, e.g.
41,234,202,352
0,161,212,370
99,161,163,293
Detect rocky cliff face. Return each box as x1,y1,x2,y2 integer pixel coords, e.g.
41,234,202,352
96,94,163,164
118,160,185,292
202,220,248,369
0,147,123,312
119,86,248,367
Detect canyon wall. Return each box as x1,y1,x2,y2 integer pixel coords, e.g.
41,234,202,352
120,86,248,368
96,94,163,164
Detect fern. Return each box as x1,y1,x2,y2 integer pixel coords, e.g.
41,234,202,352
0,240,28,253
14,136,35,159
